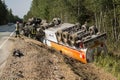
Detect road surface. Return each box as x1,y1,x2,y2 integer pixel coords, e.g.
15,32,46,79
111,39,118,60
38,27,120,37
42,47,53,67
0,24,15,76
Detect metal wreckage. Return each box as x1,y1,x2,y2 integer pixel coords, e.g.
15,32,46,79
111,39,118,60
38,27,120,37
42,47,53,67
21,17,107,63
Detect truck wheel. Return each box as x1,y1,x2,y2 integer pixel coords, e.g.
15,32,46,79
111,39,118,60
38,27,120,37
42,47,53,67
102,44,108,55
97,44,108,56
86,48,95,63
97,47,102,56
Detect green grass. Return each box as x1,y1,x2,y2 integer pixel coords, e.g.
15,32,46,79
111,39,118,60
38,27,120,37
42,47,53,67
94,53,120,80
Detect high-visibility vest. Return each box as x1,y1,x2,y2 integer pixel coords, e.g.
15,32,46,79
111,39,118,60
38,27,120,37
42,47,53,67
31,28,36,34
16,24,19,31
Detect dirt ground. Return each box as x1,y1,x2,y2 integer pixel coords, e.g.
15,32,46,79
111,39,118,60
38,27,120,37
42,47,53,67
0,37,117,80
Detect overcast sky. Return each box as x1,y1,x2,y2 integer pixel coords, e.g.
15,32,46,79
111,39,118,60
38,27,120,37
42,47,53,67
5,0,32,18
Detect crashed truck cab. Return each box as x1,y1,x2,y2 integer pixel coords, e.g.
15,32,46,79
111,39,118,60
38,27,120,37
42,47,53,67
44,23,107,63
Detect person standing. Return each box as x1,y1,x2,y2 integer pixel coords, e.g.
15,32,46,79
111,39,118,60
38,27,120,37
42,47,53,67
15,21,20,37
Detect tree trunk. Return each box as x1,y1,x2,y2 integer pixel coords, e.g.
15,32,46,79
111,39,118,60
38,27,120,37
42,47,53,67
95,12,98,27
98,11,102,32
113,2,117,41
78,0,80,16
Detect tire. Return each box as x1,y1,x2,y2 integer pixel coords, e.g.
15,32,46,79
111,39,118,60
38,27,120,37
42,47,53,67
102,44,108,55
89,26,98,34
97,44,108,56
86,48,95,62
96,47,102,56
86,44,108,63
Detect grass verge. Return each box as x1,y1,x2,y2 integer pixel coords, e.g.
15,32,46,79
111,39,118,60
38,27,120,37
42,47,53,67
94,53,120,80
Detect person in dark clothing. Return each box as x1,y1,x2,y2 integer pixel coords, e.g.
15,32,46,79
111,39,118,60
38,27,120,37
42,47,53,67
15,22,20,37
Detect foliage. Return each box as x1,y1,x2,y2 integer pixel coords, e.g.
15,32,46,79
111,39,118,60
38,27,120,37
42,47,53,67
0,0,21,25
95,53,120,80
0,0,8,24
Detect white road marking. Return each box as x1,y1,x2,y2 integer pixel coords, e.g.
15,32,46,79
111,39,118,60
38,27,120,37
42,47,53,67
0,31,15,49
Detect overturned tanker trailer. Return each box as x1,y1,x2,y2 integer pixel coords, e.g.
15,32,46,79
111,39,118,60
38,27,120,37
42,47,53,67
36,18,108,63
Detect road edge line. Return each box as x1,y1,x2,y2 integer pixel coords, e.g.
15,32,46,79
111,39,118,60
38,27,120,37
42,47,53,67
0,31,15,49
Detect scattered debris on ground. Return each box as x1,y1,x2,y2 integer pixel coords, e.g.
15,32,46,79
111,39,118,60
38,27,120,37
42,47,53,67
13,49,24,58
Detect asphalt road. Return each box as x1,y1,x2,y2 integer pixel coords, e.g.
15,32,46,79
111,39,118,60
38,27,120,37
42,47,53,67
0,24,15,76
0,24,15,46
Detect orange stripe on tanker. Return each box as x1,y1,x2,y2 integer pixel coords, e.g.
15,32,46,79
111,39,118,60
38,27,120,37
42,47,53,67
50,41,87,63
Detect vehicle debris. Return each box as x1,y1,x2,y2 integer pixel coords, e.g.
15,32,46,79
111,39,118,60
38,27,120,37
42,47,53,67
13,49,24,58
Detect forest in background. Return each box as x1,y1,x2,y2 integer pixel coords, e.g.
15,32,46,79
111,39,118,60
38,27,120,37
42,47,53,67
0,0,21,25
24,0,120,51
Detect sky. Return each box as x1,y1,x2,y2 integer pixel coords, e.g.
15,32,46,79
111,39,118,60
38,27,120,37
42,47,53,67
5,0,32,18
